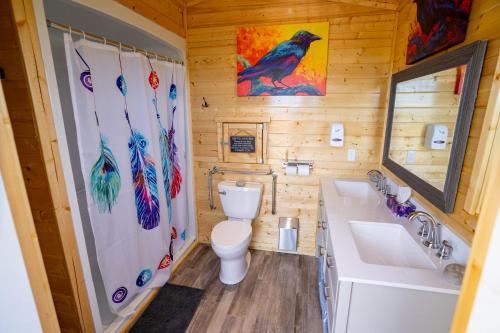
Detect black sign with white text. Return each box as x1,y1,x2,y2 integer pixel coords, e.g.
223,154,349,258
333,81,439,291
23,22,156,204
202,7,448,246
230,136,256,153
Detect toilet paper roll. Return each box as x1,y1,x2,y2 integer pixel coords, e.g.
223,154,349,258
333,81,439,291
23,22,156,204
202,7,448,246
297,164,310,176
286,165,297,176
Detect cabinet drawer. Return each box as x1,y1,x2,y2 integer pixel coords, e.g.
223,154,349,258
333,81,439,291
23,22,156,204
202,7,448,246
326,238,337,290
317,242,326,276
327,255,339,320
326,226,339,323
317,223,327,250
324,266,335,332
316,195,328,258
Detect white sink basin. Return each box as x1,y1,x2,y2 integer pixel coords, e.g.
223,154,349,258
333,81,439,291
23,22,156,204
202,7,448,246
334,180,379,200
349,221,436,270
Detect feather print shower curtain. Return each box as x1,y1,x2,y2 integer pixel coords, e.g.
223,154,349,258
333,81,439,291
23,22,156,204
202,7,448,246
64,34,189,313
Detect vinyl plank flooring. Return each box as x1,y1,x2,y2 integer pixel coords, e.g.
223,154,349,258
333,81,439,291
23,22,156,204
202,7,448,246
170,244,322,333
220,315,244,333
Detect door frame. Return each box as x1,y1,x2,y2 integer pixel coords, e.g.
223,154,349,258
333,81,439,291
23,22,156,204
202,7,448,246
16,0,197,331
0,78,60,332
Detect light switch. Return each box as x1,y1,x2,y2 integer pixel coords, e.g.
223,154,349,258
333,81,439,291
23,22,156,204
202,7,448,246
406,150,417,164
347,149,356,161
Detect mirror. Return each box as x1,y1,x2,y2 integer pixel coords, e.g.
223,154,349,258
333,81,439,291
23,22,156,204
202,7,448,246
389,66,466,191
383,41,487,213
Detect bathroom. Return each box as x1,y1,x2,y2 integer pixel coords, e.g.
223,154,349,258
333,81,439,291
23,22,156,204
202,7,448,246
0,0,499,332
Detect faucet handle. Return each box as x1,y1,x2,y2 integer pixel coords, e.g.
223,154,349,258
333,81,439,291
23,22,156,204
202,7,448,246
367,170,383,182
384,184,391,196
417,219,429,238
436,240,453,260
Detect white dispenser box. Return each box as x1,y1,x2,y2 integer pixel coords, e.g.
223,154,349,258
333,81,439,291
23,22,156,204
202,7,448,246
330,123,344,147
425,124,448,150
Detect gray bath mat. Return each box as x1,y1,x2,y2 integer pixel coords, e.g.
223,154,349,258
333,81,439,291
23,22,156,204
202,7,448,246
130,283,204,333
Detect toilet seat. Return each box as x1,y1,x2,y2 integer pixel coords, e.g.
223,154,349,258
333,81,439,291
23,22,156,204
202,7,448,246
211,220,251,249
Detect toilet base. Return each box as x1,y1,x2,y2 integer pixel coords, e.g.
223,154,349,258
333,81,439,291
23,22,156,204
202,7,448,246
219,251,251,285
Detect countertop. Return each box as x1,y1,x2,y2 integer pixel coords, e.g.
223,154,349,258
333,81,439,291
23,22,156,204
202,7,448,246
320,177,461,295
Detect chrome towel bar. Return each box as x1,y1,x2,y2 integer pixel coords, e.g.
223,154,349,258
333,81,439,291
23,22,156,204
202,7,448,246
208,166,277,215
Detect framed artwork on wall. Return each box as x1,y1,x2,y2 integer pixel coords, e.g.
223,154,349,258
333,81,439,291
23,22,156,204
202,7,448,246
406,0,473,65
236,22,329,96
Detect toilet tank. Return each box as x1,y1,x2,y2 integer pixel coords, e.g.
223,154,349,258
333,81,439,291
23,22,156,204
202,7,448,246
218,181,263,219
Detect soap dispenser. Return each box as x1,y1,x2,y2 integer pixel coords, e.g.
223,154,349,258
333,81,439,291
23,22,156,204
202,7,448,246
425,124,448,150
329,123,344,147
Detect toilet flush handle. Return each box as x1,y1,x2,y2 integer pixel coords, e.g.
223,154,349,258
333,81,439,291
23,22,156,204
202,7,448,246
218,191,226,195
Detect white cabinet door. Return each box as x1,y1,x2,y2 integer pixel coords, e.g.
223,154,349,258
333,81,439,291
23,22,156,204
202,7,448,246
345,283,457,333
324,267,335,332
317,193,328,272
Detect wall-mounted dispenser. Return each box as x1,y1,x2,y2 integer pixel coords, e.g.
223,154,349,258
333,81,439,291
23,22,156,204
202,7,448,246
425,124,448,150
330,123,344,147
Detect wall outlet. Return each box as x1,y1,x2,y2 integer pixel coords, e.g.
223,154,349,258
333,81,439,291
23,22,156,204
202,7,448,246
347,149,356,161
406,150,417,164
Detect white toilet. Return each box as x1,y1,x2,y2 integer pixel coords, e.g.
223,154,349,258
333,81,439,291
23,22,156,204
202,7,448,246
211,181,263,285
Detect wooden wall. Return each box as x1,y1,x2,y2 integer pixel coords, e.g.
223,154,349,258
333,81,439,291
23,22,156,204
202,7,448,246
117,0,187,37
386,0,500,243
186,1,397,255
0,1,92,332
389,67,459,190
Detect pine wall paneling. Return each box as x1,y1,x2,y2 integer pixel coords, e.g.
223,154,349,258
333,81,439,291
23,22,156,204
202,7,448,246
385,0,500,243
187,1,397,255
116,0,187,37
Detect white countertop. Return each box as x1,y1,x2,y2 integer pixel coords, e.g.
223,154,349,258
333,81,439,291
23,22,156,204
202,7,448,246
320,177,462,295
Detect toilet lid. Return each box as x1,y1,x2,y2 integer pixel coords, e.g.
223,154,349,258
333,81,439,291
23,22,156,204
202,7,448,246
211,220,251,248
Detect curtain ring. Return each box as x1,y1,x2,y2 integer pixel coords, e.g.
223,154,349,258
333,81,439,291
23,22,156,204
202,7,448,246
155,53,158,60
119,42,122,52
133,46,136,54
82,31,86,40
68,26,72,36
103,37,107,45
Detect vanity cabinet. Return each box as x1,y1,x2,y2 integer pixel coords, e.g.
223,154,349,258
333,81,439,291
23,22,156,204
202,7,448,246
317,190,457,333
317,196,351,333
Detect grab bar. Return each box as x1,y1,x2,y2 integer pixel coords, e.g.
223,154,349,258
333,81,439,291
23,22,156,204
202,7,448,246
208,166,277,215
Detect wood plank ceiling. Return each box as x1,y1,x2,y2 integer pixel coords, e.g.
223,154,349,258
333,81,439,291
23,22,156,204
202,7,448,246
186,0,400,9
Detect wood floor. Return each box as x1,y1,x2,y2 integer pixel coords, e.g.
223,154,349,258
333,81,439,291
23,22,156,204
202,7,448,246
169,244,323,333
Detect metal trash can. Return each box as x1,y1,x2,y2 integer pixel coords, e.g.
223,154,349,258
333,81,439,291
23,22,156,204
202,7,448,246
278,217,299,252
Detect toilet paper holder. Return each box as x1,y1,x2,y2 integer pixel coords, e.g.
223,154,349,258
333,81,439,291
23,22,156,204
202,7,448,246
282,159,314,170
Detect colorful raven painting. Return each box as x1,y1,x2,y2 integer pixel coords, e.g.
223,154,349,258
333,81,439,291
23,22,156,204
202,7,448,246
406,0,472,65
237,22,329,96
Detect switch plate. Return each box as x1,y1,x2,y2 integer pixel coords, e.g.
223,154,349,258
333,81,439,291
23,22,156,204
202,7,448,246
406,150,417,164
347,149,356,161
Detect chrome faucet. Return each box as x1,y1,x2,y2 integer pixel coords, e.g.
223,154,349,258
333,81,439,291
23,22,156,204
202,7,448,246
367,170,385,191
408,211,441,249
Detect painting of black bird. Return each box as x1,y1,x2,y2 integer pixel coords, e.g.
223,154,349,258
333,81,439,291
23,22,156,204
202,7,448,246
237,30,321,89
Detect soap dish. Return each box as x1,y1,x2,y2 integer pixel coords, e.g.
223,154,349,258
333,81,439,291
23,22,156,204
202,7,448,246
443,263,465,286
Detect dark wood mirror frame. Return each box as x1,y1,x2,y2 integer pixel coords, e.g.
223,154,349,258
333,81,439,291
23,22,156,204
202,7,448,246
383,41,487,213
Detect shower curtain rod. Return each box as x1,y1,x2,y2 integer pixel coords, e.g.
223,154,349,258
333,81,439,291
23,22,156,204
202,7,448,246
46,19,184,65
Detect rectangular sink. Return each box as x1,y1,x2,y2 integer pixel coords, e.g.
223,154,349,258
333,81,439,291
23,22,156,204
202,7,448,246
349,221,436,270
334,180,379,200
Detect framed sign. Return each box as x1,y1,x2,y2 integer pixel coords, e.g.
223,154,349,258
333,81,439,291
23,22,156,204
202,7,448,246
218,122,266,164
230,136,256,153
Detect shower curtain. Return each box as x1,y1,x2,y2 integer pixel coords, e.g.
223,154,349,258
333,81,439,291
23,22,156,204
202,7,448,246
64,34,188,313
